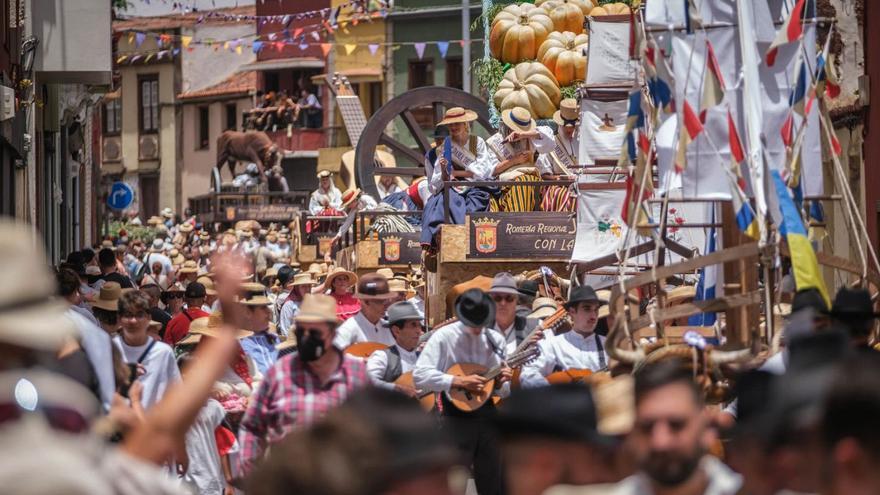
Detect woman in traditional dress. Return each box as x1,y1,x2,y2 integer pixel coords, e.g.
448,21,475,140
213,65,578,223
321,267,361,322
535,98,579,212
485,107,556,212
419,107,496,249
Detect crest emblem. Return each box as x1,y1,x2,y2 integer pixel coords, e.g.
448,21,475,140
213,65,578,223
598,113,617,132
473,217,500,254
383,236,401,262
597,216,623,238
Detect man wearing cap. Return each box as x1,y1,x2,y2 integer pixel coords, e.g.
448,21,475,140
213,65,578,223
333,273,397,350
239,294,370,474
240,284,280,375
163,282,210,346
489,272,542,356
421,107,497,248
829,287,879,349
494,384,619,495
486,107,556,212
309,170,343,215
414,288,512,495
366,301,425,396
520,285,609,388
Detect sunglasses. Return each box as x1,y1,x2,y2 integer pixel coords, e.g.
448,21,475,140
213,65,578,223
0,402,90,434
120,311,148,319
164,293,183,299
491,294,516,303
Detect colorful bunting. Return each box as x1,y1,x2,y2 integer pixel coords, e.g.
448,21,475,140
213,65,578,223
437,41,449,59
252,41,264,53
345,44,357,55
368,43,379,55
320,43,332,57
701,40,725,122
181,35,192,48
414,42,426,60
766,0,807,67
675,101,704,172
135,32,146,48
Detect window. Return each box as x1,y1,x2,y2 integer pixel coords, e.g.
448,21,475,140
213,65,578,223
368,82,383,117
264,72,280,93
197,106,210,150
408,59,434,89
139,76,159,133
225,103,237,130
103,99,121,135
140,175,159,219
446,57,463,89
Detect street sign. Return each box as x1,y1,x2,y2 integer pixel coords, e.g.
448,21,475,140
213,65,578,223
107,181,134,210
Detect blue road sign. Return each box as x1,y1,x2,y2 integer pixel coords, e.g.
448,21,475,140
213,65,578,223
107,181,134,210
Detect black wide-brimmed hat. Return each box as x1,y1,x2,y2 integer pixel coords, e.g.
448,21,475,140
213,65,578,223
830,287,880,319
492,383,616,447
454,289,496,328
564,285,607,309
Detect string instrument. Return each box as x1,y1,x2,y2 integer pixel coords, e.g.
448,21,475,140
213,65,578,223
418,317,458,345
545,369,595,384
393,371,437,411
510,307,572,386
344,342,387,358
444,345,540,412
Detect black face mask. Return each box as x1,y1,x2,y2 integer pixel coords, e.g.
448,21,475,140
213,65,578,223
295,329,326,362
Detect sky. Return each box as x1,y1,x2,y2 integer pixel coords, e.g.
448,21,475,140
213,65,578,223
118,0,255,17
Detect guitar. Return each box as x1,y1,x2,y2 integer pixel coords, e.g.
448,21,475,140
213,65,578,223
444,345,540,413
545,369,595,384
344,342,388,358
393,371,437,411
510,307,571,386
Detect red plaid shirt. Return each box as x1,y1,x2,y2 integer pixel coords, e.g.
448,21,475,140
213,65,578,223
238,352,369,473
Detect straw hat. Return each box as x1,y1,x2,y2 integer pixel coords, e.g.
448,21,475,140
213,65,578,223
317,169,333,179
552,98,579,127
294,294,340,324
147,216,164,226
340,188,363,210
239,282,271,306
0,220,76,351
91,282,122,311
178,260,199,275
196,276,217,296
178,223,193,233
376,268,395,279
592,375,635,436
177,314,253,345
437,106,478,126
322,267,357,291
500,107,536,133
262,267,279,282
290,272,315,287
665,286,697,305
161,207,174,219
169,249,185,266
388,278,408,294
529,297,559,320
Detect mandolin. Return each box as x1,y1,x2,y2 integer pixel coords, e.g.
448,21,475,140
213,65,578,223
393,371,437,411
344,342,388,358
545,369,595,384
444,345,540,413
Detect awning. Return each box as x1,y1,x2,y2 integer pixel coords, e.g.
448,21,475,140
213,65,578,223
312,68,383,84
237,57,325,72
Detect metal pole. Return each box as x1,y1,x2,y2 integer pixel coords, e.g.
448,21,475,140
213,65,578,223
462,0,471,92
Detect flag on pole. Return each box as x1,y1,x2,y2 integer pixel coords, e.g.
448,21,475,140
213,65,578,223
770,169,830,307
688,209,718,326
675,100,704,172
684,0,702,35
644,39,674,114
814,31,841,102
790,58,809,117
727,109,759,238
700,40,725,122
765,0,807,67
808,200,827,242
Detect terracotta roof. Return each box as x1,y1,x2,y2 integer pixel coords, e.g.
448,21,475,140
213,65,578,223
178,71,256,101
113,5,255,32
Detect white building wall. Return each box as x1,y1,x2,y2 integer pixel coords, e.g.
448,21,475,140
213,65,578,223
180,23,256,94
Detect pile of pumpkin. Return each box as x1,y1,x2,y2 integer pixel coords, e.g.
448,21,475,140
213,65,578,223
489,0,631,119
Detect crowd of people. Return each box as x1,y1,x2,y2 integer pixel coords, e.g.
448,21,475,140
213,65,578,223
2,199,880,495
244,88,324,132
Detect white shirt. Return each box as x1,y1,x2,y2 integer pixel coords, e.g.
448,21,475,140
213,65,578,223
408,294,425,317
333,310,396,349
520,331,608,388
429,136,495,194
66,308,115,412
278,298,301,336
366,344,419,390
113,336,181,409
309,185,343,215
413,321,509,396
183,399,226,495
335,195,378,239
142,252,174,276
536,129,579,176
377,182,401,200
492,322,519,356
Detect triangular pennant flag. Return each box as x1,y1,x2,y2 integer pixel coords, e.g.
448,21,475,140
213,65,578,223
459,40,466,48
299,42,309,51
344,44,357,55
135,32,146,48
368,43,379,55
700,40,725,122
293,27,303,38
437,41,449,59
252,41,264,53
127,33,134,44
320,43,332,57
236,45,243,55
414,42,426,60
766,0,806,66
311,31,321,41
675,101,704,172
181,35,192,48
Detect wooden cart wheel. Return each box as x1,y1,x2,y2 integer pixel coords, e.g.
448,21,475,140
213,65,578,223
354,86,495,199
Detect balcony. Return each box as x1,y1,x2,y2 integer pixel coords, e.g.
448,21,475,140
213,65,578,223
265,127,326,152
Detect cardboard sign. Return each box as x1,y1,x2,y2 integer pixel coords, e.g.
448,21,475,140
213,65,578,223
467,213,575,259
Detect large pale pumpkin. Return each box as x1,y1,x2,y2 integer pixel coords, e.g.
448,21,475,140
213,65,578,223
589,2,631,15
490,3,555,63
536,0,595,33
538,31,589,86
494,62,562,119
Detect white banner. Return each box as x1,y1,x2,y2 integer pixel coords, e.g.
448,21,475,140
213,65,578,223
571,186,628,264
586,19,636,85
578,97,627,165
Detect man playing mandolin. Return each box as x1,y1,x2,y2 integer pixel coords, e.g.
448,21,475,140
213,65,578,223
413,289,512,495
366,301,425,397
520,285,609,388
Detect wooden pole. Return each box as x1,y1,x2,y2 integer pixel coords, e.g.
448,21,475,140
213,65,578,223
720,201,758,346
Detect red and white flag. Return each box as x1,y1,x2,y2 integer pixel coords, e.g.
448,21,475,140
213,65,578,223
765,0,806,67
701,40,726,122
675,101,705,172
